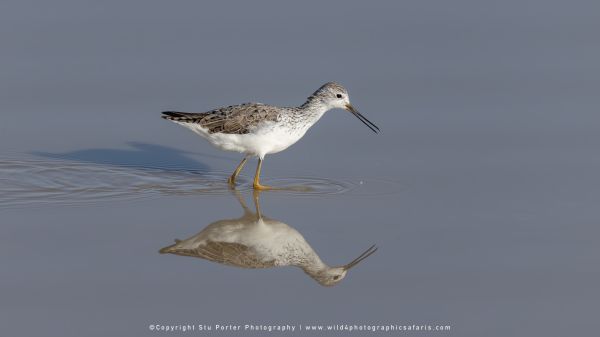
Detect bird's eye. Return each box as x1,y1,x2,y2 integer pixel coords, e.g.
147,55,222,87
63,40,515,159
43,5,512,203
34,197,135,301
336,94,343,99
333,275,340,280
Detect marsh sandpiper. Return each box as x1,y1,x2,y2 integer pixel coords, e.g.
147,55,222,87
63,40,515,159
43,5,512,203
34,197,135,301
159,191,378,286
162,82,379,190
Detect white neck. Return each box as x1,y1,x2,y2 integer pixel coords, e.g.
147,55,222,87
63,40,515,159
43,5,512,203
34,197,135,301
292,101,330,129
299,253,328,276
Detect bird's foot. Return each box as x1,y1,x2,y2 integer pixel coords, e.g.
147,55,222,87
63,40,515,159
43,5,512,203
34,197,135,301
253,183,274,191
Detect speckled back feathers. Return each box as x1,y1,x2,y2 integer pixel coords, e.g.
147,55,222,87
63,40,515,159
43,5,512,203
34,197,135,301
161,82,349,135
162,102,281,134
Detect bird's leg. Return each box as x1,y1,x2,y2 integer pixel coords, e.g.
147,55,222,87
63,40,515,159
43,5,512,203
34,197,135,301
253,157,273,190
252,189,263,218
232,188,251,214
228,156,248,186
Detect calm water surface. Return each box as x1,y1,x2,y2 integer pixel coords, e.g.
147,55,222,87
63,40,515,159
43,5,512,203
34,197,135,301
2,1,600,336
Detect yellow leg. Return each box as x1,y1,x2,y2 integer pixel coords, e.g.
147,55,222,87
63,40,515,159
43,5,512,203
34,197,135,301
252,189,263,217
228,156,248,186
253,157,273,190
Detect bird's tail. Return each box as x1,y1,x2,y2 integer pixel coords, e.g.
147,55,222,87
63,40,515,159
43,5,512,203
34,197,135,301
161,111,201,123
158,239,182,254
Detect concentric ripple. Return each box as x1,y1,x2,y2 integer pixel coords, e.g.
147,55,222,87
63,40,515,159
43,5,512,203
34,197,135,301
237,177,355,195
0,159,231,208
0,159,405,208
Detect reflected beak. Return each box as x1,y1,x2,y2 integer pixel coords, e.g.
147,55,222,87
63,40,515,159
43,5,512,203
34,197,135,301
343,244,378,270
345,104,380,133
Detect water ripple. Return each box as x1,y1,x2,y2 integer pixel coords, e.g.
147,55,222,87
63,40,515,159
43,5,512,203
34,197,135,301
0,159,406,208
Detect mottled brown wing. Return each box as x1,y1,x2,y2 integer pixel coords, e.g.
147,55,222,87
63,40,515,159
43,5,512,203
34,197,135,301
161,102,280,134
160,240,276,269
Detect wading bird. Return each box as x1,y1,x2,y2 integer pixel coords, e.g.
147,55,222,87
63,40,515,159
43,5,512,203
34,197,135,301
159,191,377,286
161,82,379,190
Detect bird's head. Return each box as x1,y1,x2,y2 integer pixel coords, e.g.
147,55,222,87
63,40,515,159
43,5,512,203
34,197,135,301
307,82,379,133
308,245,378,287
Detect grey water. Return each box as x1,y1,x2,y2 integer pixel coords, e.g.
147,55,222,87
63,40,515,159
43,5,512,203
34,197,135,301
2,1,600,336
0,158,395,208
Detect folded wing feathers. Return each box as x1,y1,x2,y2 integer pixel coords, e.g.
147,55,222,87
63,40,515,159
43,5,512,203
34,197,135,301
161,103,279,135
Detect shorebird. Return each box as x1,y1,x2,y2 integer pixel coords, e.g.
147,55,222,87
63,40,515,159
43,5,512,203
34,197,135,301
159,191,377,286
161,82,379,190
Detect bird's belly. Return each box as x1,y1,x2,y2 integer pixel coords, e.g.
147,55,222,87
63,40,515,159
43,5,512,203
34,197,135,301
178,121,306,157
210,127,305,157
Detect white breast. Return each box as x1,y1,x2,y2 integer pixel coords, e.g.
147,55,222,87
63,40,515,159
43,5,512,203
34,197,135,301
177,121,307,158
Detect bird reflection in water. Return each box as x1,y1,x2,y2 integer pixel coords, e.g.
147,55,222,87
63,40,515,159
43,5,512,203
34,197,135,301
159,191,377,286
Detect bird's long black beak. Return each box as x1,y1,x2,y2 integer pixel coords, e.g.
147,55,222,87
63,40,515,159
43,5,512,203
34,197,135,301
345,104,380,133
343,244,378,270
